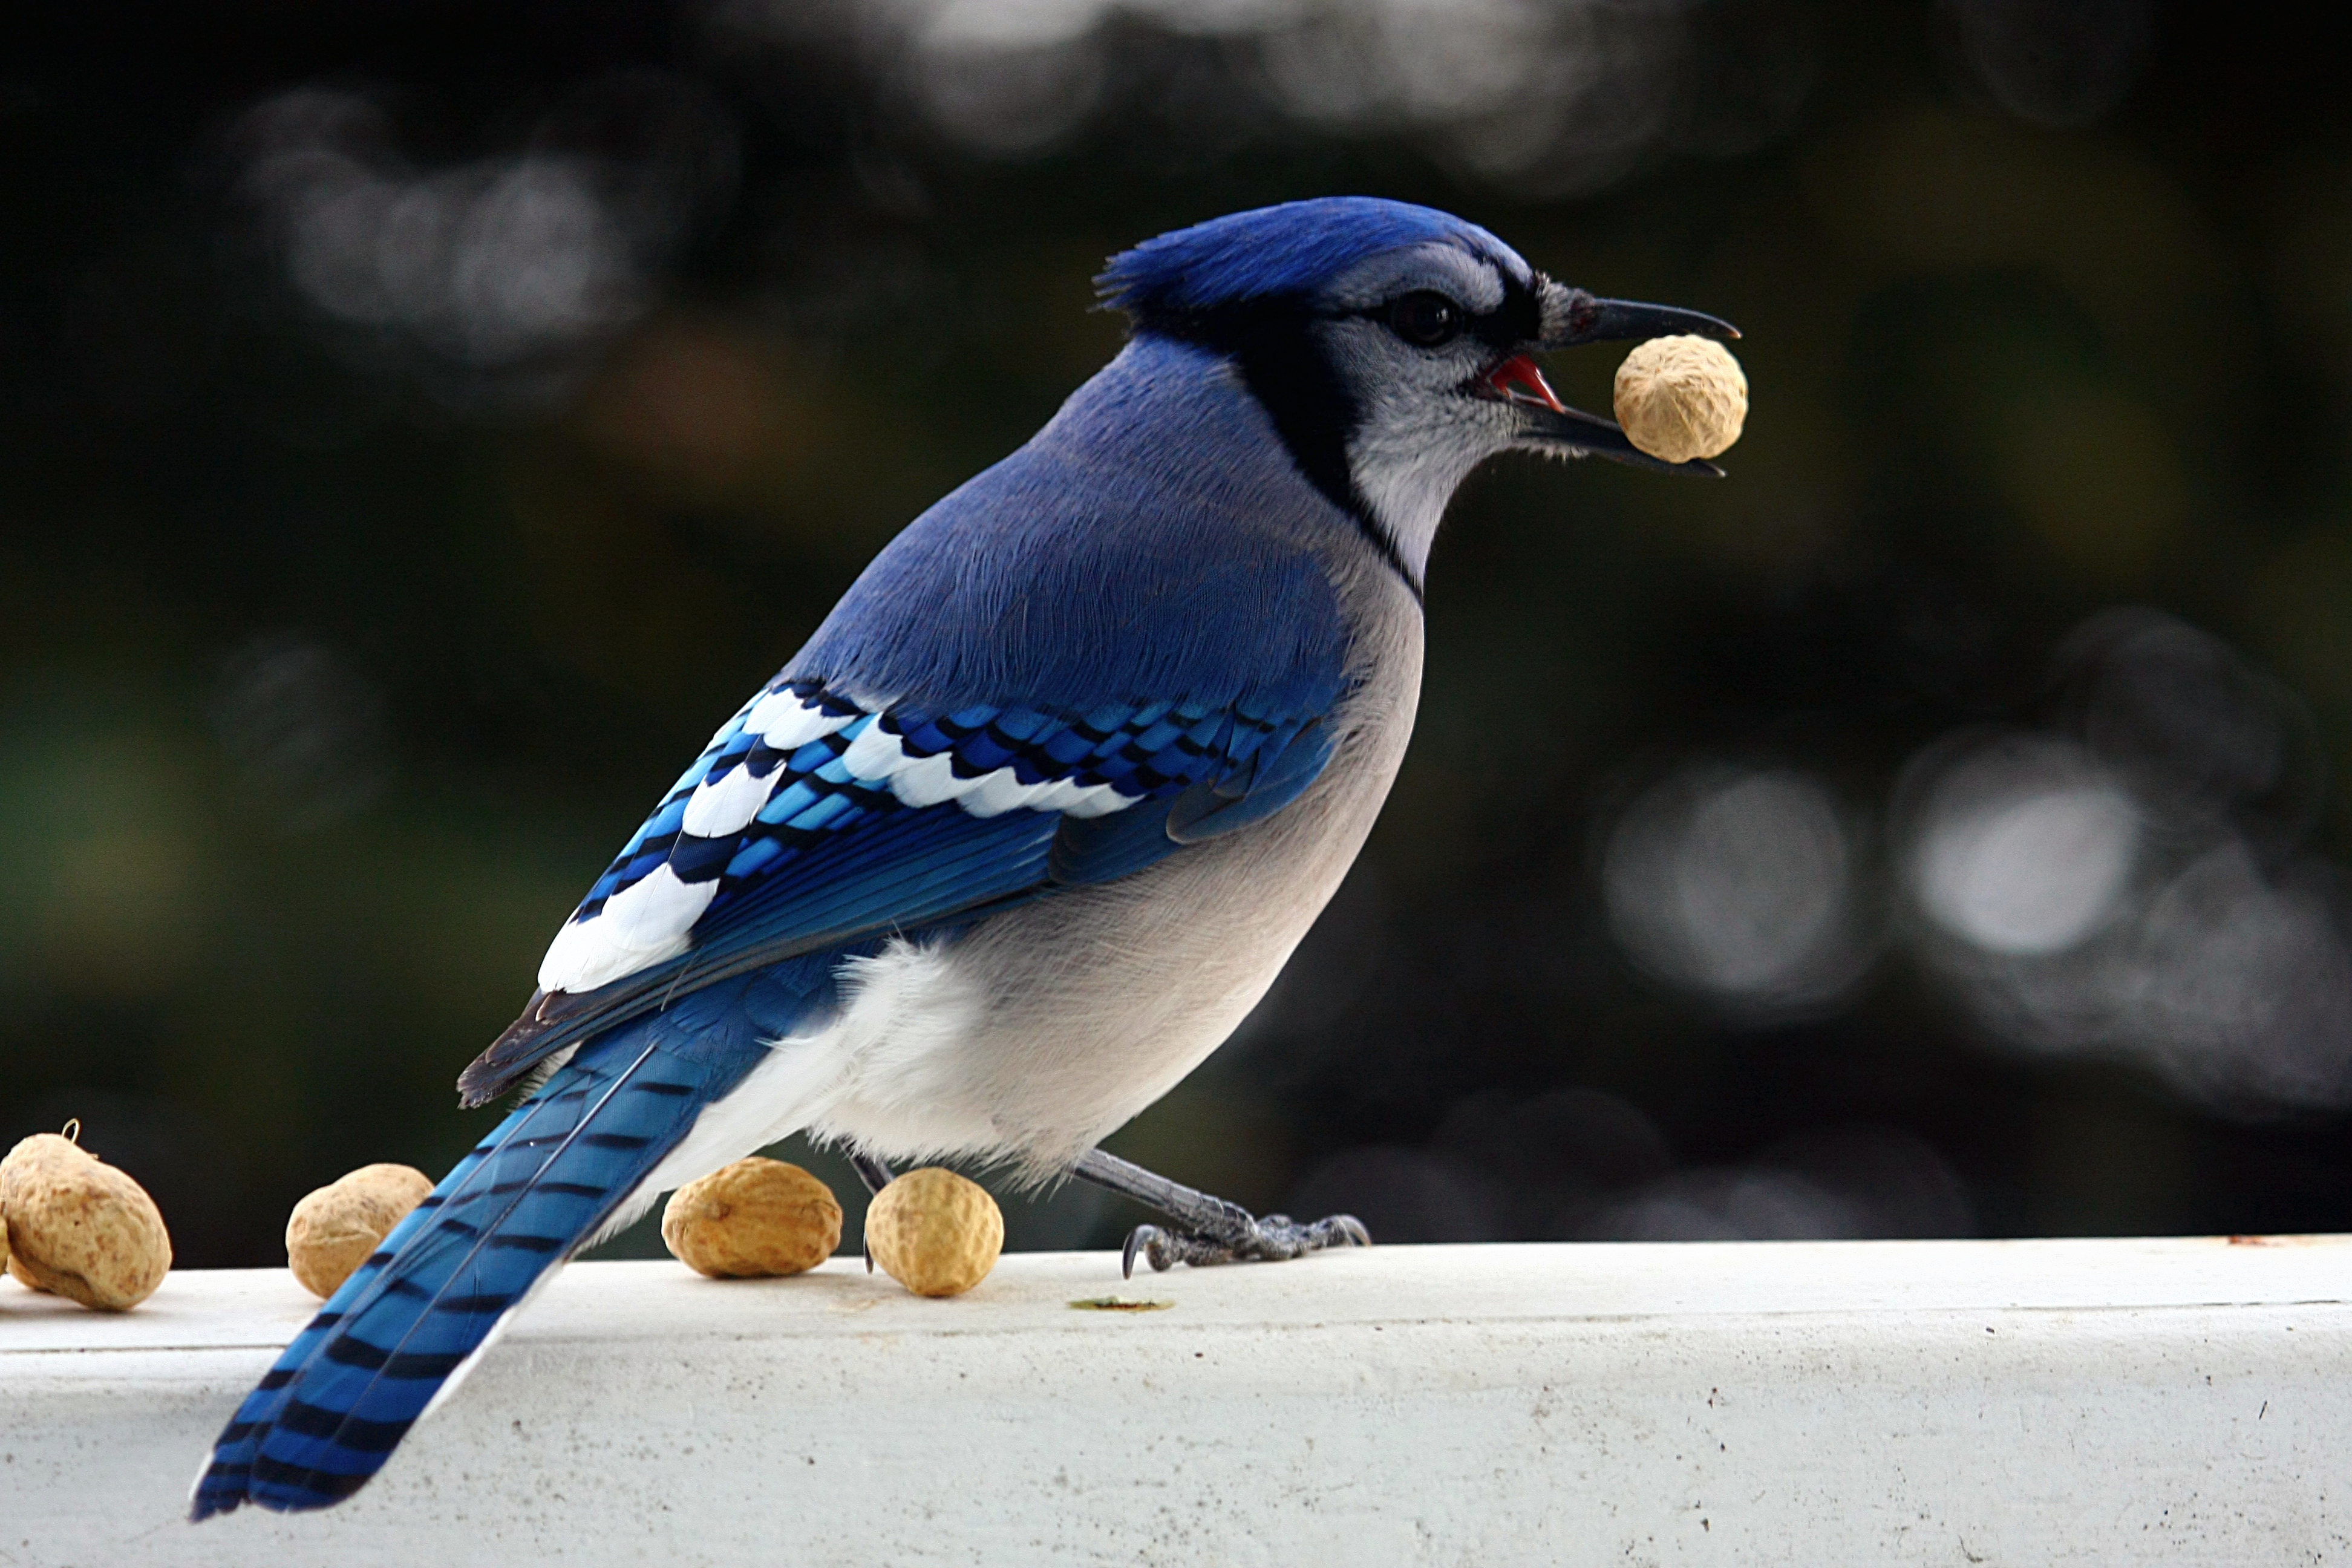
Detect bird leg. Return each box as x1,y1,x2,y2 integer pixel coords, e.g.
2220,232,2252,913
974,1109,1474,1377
1072,1148,1370,1276
849,1153,896,1272
848,1152,897,1196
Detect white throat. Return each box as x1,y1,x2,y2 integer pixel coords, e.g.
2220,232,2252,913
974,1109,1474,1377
1346,399,1510,586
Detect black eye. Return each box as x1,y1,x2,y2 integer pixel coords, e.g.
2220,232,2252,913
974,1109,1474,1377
1386,290,1463,348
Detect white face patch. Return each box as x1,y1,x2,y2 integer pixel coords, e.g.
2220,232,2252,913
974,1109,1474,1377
1344,379,1518,583
1311,244,1533,584
1318,240,1525,314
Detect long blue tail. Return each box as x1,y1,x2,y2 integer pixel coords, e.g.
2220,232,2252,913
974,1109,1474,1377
191,963,841,1518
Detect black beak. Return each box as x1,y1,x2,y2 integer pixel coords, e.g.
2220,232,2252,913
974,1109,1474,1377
1543,293,1740,351
1516,402,1728,477
1511,289,1741,477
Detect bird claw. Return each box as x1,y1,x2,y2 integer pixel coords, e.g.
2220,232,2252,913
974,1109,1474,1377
1120,1212,1371,1276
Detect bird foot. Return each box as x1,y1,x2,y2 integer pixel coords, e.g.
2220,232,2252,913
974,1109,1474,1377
1122,1211,1370,1275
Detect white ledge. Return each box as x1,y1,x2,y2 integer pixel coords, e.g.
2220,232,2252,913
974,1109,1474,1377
5,1238,2348,1564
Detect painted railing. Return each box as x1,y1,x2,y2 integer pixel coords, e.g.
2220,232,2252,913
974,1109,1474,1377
4,1238,2345,1565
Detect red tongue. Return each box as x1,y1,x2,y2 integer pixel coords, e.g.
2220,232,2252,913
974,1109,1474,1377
1486,353,1566,411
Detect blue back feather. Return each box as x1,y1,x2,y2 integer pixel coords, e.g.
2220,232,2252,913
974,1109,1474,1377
788,335,1350,716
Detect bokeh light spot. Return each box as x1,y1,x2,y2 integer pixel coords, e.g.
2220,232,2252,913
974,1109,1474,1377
1913,766,2138,956
1605,766,1869,1009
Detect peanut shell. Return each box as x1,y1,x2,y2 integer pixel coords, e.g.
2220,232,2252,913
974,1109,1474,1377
1613,335,1748,465
662,1157,842,1278
864,1167,1003,1298
285,1163,433,1299
1,1132,172,1310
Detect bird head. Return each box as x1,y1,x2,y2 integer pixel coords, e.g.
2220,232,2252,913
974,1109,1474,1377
1097,197,1737,586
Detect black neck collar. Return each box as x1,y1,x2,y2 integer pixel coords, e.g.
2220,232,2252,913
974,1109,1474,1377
1137,310,1422,601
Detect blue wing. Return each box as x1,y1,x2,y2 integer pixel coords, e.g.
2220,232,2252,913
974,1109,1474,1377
459,675,1339,1103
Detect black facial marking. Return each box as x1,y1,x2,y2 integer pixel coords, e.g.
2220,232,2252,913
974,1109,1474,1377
1134,264,1540,595
1142,297,1419,591
1465,270,1543,351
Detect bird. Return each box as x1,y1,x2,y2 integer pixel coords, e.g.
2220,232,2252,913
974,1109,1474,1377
191,195,1734,1519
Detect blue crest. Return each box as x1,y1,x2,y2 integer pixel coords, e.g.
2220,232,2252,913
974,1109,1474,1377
1096,197,1526,325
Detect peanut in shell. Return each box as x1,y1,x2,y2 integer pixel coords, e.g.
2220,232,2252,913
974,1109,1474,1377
662,1158,841,1278
1613,335,1748,465
1,1131,172,1311
286,1163,434,1299
864,1167,1003,1298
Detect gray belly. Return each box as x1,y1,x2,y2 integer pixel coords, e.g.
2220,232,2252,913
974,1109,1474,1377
809,593,1423,1178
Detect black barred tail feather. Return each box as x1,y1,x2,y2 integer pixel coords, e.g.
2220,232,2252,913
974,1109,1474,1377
189,965,836,1519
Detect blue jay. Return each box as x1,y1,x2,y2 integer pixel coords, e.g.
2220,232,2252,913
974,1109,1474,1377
192,197,1733,1518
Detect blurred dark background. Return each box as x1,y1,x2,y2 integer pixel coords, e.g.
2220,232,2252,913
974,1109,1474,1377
9,0,2352,1267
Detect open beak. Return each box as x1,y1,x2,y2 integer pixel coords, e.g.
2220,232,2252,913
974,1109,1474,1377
1502,292,1742,477
1483,353,1567,413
